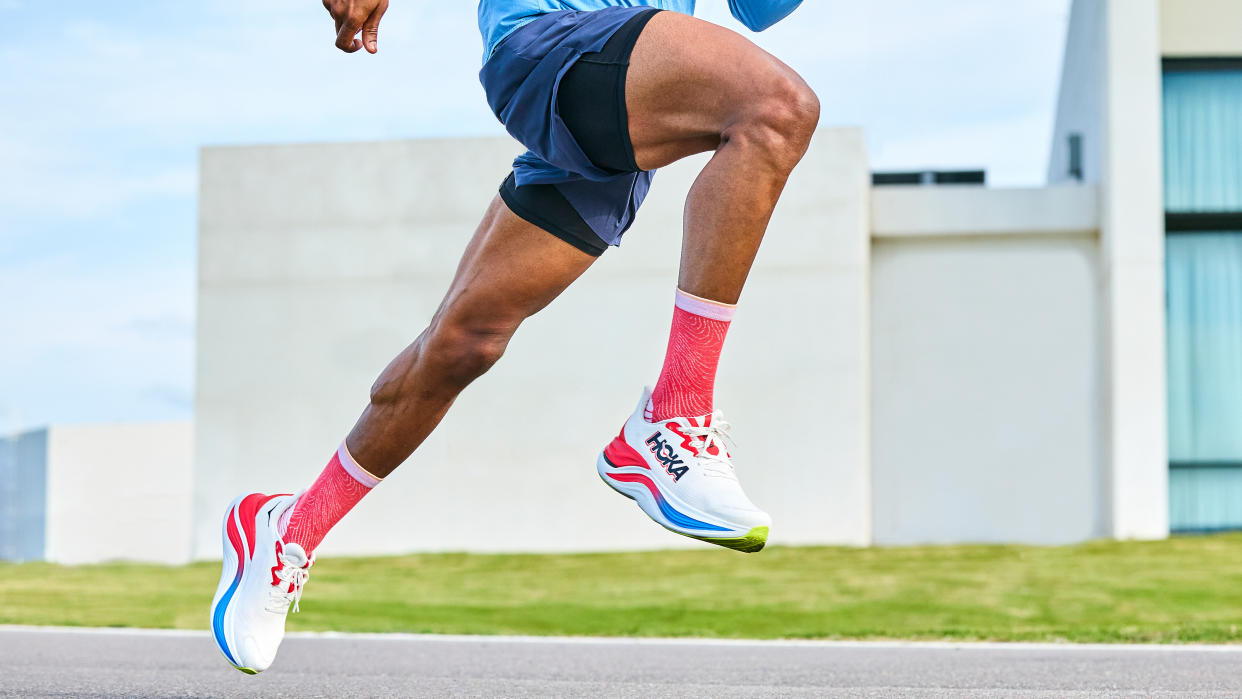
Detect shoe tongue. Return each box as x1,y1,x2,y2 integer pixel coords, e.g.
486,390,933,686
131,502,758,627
282,542,310,568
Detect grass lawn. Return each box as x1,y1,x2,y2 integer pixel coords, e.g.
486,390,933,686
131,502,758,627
3,535,1242,643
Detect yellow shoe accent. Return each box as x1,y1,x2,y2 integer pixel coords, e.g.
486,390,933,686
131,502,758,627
691,526,769,553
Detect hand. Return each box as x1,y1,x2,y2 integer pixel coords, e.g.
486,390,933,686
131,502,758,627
322,0,389,54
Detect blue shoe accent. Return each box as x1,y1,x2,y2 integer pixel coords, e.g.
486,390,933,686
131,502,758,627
213,504,243,667
655,494,731,532
213,572,241,666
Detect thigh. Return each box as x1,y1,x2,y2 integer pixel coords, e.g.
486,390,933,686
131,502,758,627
624,11,812,171
434,195,597,334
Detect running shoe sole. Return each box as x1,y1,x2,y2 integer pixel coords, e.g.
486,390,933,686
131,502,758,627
209,495,259,674
597,452,768,553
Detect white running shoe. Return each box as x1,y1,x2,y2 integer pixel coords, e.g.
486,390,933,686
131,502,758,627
598,388,771,552
210,493,311,674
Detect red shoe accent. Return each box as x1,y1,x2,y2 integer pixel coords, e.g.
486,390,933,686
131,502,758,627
603,426,649,469
667,421,722,457
270,540,308,592
235,493,284,560
271,541,285,587
226,506,247,569
606,471,662,499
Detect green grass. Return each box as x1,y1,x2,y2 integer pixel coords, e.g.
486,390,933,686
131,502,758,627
4,535,1242,643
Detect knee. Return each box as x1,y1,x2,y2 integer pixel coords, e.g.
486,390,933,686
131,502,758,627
368,321,513,406
422,321,512,388
729,74,821,170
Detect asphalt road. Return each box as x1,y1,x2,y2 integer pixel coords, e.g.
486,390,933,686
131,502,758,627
4,627,1242,698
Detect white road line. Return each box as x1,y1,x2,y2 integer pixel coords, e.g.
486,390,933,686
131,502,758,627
2,625,1242,652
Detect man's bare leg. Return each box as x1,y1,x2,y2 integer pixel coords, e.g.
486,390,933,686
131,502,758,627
622,11,818,421
593,12,818,552
343,197,596,477
208,195,592,673
275,196,596,555
626,11,820,303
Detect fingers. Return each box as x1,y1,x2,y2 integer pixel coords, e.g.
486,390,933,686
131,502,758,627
326,0,386,54
361,0,389,54
336,12,364,53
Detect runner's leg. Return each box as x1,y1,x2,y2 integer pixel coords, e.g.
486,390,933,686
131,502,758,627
278,195,596,554
592,11,816,551
345,196,596,476
627,11,820,304
607,12,818,422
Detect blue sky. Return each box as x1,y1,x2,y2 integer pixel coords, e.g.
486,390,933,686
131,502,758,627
0,0,1071,433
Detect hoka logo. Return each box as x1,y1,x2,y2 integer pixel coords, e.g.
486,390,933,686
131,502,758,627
645,432,689,482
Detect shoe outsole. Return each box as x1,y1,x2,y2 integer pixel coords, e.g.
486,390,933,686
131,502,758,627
688,526,768,553
597,459,769,554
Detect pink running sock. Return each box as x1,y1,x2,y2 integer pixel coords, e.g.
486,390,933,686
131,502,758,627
647,289,736,422
279,442,381,555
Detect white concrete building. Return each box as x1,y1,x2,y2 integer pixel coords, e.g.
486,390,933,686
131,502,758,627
4,0,1239,564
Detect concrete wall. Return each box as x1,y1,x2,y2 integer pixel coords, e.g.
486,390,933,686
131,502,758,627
1047,0,1169,540
870,187,1104,544
1048,0,1106,186
195,130,872,559
1161,0,1242,56
1099,0,1168,539
0,422,192,564
44,423,194,565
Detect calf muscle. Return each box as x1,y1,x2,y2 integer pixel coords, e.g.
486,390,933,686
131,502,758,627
344,198,596,476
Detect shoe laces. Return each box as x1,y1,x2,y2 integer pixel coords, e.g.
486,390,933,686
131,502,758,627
268,550,310,615
680,411,737,479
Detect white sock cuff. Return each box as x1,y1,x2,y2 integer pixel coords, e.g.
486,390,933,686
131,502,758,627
674,289,737,322
337,441,382,488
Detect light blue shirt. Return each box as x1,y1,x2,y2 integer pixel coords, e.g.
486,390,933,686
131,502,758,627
478,0,803,61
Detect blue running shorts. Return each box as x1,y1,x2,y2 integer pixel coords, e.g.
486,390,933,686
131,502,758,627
480,7,662,255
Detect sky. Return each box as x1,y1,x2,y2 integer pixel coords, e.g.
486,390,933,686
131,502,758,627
0,0,1071,434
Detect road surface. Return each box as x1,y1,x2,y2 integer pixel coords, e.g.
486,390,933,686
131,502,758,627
4,627,1242,697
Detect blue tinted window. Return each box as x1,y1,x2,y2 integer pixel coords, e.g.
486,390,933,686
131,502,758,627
1163,69,1242,212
